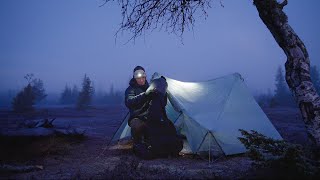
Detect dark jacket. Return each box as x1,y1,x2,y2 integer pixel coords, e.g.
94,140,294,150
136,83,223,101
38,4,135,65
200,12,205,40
125,78,150,124
125,77,170,125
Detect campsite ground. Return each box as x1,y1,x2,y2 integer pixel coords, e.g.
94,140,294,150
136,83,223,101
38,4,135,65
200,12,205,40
0,105,312,179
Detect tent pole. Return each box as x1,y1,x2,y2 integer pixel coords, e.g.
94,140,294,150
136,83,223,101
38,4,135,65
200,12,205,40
209,132,226,158
196,131,209,153
107,112,129,146
95,112,129,160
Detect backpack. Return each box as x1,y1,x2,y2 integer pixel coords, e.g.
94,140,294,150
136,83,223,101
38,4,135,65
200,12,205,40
132,75,183,159
144,119,183,157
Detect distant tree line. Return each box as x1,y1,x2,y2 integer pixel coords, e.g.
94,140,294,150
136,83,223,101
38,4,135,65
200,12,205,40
5,73,124,113
60,85,79,105
0,90,18,108
59,76,123,109
93,84,123,105
76,74,95,110
256,65,320,108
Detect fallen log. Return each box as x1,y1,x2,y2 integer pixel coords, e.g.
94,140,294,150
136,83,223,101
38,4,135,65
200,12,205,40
23,118,56,128
0,127,85,138
0,164,43,173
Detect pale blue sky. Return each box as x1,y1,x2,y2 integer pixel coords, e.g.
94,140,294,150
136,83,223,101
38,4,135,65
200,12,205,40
0,0,319,95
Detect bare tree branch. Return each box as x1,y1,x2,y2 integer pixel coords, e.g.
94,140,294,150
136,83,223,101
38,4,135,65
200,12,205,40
101,0,214,42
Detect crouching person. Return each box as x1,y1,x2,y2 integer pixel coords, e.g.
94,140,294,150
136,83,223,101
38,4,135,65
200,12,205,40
125,66,183,159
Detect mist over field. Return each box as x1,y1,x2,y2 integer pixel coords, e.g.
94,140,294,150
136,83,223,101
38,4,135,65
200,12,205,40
1,0,320,179
1,0,320,106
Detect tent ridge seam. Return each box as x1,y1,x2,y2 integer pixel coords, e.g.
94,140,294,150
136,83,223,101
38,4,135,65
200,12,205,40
215,78,238,123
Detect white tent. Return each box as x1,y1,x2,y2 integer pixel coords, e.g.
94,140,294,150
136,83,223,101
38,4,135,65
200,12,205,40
111,73,282,156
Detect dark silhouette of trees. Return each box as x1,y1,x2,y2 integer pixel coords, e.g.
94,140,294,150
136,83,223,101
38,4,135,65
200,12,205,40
104,84,123,105
256,67,296,108
76,74,94,110
274,66,289,100
60,85,79,105
31,78,47,102
93,84,123,105
270,66,295,107
104,0,320,146
256,89,273,108
12,84,35,113
60,85,72,104
71,85,79,103
12,74,47,113
0,90,18,108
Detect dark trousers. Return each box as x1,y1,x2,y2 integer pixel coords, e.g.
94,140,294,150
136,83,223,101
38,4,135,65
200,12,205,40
129,118,147,143
129,93,166,143
129,95,183,156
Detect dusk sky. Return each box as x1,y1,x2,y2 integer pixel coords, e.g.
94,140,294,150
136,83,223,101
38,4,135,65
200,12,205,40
1,0,319,95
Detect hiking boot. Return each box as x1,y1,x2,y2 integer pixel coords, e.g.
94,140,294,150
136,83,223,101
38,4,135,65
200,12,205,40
133,142,153,160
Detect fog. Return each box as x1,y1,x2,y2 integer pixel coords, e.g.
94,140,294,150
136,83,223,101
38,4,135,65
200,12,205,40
1,0,319,97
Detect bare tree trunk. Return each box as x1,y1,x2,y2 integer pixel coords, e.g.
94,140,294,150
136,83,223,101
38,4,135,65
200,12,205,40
253,0,320,146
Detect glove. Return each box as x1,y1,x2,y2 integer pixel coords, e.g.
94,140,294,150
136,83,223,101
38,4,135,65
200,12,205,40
145,84,156,96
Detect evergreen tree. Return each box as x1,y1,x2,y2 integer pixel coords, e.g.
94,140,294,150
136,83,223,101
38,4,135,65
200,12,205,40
273,66,295,107
11,74,47,112
12,84,36,113
71,85,79,104
31,78,47,103
256,89,273,108
274,66,289,100
60,85,72,104
60,84,79,105
77,74,94,110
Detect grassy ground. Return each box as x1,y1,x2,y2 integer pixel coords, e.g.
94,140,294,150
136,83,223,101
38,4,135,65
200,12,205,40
0,105,316,179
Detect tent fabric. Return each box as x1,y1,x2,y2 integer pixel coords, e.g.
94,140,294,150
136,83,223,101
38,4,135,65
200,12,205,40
111,73,282,156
